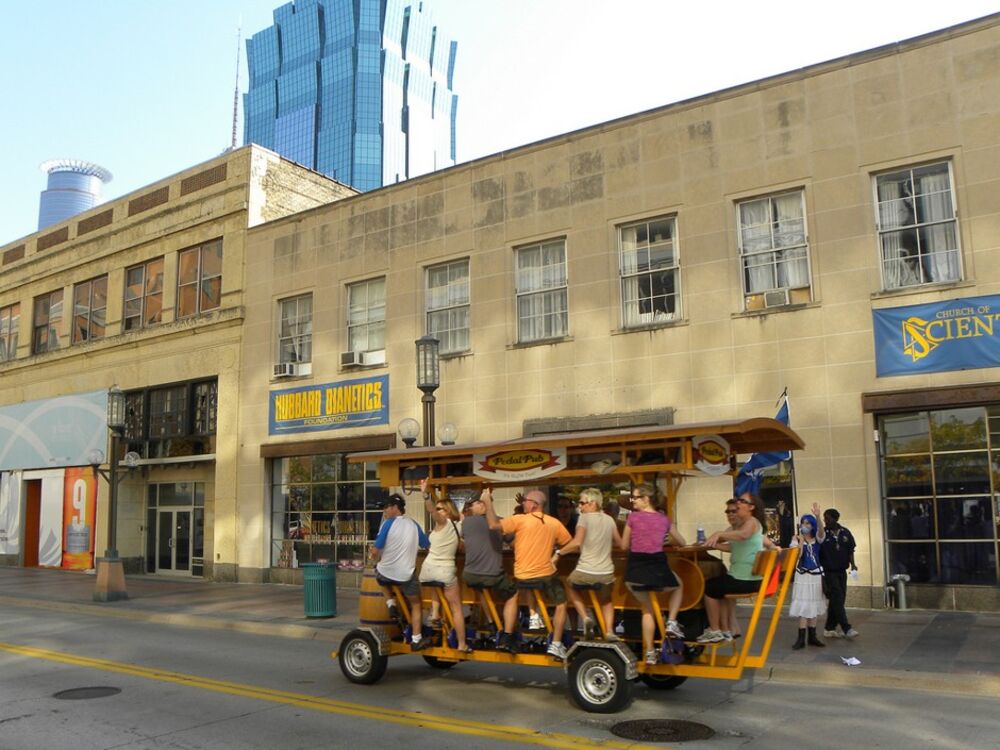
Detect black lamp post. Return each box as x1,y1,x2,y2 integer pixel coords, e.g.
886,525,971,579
415,335,440,447
93,385,128,602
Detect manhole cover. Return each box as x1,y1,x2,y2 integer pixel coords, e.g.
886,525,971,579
53,687,122,701
611,719,715,742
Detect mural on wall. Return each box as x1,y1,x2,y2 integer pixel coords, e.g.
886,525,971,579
0,390,108,470
269,375,389,435
873,295,1000,377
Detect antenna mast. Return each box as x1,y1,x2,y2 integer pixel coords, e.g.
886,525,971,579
230,21,242,150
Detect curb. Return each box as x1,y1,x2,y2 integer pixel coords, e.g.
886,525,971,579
764,661,1000,698
0,596,348,643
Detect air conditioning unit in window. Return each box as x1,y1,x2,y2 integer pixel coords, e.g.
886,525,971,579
361,349,386,366
763,289,790,308
341,351,364,367
273,363,296,378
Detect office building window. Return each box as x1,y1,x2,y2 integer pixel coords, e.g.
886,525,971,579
347,278,385,353
278,294,313,364
515,239,568,343
124,258,164,330
619,216,680,327
425,259,469,354
32,289,63,354
880,406,1000,586
177,239,223,318
123,378,217,459
738,191,811,310
876,162,961,289
72,275,108,344
0,303,19,362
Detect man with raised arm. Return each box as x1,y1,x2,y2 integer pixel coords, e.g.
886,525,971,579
481,487,572,659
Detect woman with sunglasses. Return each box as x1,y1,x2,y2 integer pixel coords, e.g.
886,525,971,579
619,483,687,665
697,494,769,643
418,478,471,653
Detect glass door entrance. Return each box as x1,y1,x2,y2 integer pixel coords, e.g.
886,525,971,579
146,482,206,577
157,509,192,573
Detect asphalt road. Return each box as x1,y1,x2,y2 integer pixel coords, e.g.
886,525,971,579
1,602,996,750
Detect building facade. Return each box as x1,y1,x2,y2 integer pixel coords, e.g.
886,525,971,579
244,0,458,192
0,146,354,580
239,16,1000,609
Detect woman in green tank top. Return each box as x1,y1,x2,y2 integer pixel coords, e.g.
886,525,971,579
696,494,769,644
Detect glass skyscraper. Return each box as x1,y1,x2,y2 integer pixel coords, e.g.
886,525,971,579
244,0,458,191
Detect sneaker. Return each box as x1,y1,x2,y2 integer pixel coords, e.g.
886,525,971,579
721,630,734,642
547,641,567,661
386,602,401,625
696,629,725,644
603,633,621,643
428,617,442,629
844,628,860,639
665,620,685,639
823,629,842,638
496,632,517,653
582,618,596,640
528,612,544,630
645,649,658,665
411,636,434,651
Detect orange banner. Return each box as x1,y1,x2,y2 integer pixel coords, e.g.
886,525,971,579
62,467,97,570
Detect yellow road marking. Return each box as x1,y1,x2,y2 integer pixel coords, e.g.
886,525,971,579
0,642,664,750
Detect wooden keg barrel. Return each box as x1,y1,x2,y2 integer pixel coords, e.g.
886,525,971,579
359,567,401,638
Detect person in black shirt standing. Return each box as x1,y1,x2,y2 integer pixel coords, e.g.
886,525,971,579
820,508,858,639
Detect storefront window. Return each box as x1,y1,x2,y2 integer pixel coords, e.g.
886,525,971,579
879,407,1000,585
270,454,385,569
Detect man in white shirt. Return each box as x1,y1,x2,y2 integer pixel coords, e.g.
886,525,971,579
371,494,432,650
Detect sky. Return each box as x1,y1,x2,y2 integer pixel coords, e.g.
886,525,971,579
1,0,998,245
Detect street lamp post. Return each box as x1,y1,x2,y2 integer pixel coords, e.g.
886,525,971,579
93,386,128,602
415,335,440,447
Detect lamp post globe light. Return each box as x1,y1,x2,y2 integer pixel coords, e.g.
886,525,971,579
437,422,458,446
398,417,420,448
93,385,129,602
415,335,440,447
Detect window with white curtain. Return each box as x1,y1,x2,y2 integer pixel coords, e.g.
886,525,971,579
515,239,568,343
347,278,385,353
619,216,679,327
875,162,961,290
738,191,811,309
277,294,313,364
425,259,470,355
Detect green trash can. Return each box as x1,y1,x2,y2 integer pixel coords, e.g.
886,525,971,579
302,562,337,618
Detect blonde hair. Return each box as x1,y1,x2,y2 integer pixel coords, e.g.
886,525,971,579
579,487,603,506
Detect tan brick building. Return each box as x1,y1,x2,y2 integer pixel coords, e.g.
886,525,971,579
0,146,354,580
241,16,1000,609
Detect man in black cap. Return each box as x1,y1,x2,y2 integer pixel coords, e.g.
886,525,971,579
371,493,432,650
820,508,859,639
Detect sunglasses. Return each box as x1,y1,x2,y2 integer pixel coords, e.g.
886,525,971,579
435,506,447,512
724,509,738,514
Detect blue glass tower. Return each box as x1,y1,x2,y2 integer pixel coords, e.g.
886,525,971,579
245,0,458,191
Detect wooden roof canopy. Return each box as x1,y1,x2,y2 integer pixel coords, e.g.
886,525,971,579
348,417,804,489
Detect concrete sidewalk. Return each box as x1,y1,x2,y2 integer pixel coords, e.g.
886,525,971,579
2,567,999,697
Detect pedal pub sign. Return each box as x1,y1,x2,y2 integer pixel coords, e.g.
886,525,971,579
873,294,1000,377
269,375,389,435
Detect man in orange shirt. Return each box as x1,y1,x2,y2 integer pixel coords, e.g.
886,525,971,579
482,487,572,659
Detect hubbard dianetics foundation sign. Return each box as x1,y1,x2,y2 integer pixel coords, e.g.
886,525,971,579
269,375,389,435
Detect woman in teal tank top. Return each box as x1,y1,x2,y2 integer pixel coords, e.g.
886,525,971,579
697,494,769,644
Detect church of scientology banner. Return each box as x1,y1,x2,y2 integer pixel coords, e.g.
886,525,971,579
873,294,1000,377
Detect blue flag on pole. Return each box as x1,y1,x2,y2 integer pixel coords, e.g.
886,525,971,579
734,395,790,497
